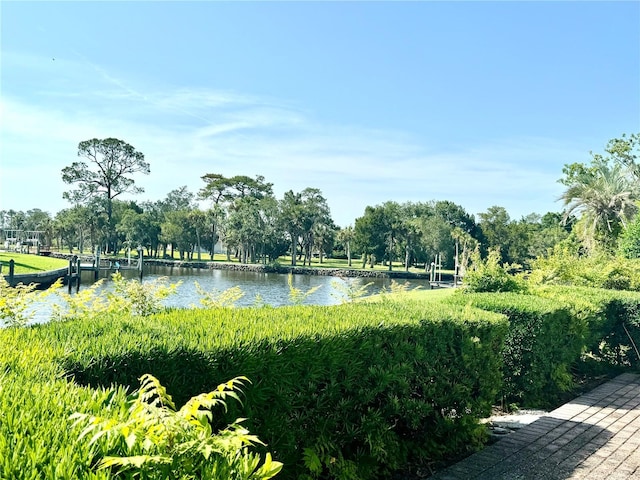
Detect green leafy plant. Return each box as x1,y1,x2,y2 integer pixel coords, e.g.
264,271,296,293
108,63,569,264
54,273,180,321
463,248,527,293
330,278,373,304
252,294,267,308
447,291,585,407
72,374,282,479
530,245,640,291
53,278,110,322
110,273,181,317
3,296,508,479
372,279,421,303
195,282,245,308
287,273,321,305
534,284,640,370
617,207,640,259
384,279,418,295
0,276,61,327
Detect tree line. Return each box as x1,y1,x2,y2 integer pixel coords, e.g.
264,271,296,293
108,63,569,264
2,134,638,270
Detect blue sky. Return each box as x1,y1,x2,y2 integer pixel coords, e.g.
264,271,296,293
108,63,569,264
1,1,639,227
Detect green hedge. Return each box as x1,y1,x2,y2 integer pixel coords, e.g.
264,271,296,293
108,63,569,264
445,292,586,407
0,326,121,479
0,301,507,480
533,285,640,370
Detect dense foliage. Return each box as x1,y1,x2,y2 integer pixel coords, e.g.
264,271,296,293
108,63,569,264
3,262,640,479
529,245,640,291
534,285,640,370
72,374,282,479
0,286,508,479
65,302,508,479
4,133,640,479
446,291,585,407
461,248,527,294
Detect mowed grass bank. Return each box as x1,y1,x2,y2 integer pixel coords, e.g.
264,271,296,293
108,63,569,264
0,252,68,274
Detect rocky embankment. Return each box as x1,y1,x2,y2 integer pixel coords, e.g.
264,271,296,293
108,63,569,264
144,258,445,280
47,252,448,281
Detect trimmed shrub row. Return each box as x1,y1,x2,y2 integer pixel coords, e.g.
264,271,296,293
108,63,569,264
533,285,640,370
5,282,639,479
445,292,585,407
446,286,640,408
1,301,507,480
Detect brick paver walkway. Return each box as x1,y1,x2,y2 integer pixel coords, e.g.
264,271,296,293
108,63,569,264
431,373,640,479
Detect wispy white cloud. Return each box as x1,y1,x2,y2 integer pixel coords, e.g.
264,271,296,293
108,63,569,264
1,51,581,225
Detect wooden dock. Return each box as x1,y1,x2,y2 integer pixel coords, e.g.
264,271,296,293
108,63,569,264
65,254,143,292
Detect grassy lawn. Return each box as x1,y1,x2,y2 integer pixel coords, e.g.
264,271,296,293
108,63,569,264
364,285,457,303
398,286,457,301
0,252,68,274
122,250,450,275
277,255,454,275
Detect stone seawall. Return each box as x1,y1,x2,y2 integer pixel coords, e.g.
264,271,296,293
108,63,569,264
46,253,448,281
143,259,445,281
4,267,69,288
48,252,95,263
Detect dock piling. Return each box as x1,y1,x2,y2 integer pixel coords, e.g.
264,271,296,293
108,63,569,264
75,257,81,293
94,247,100,280
67,255,79,293
8,260,15,285
138,248,143,281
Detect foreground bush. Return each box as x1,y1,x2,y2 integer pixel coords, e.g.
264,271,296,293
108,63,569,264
533,285,640,370
72,374,282,479
529,246,640,291
0,301,507,479
446,291,586,407
0,275,59,326
462,249,527,293
0,328,279,480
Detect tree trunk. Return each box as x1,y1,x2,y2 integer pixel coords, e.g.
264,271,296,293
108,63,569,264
291,233,297,266
210,223,216,260
405,245,410,272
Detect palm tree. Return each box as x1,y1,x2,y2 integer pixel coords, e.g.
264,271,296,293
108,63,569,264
337,226,355,267
559,159,638,249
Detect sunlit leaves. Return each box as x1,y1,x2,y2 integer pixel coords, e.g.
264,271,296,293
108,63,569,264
195,282,245,308
287,273,321,305
330,278,373,304
53,273,181,322
72,374,282,479
0,276,62,327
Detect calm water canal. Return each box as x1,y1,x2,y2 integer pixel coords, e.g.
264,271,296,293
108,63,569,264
28,265,432,324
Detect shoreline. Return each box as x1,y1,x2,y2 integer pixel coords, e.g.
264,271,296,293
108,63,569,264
3,267,69,288
45,252,451,281
145,258,444,280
